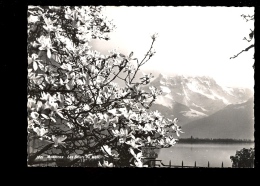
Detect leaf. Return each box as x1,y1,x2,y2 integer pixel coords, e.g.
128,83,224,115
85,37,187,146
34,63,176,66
108,108,117,115
50,117,56,123
31,112,39,119
33,61,38,71
59,78,64,85
56,111,64,119
129,157,134,163
83,104,90,111
129,148,135,157
38,62,44,71
41,114,49,119
65,83,71,90
47,49,52,59
52,73,59,77
65,14,69,19
119,53,125,58
66,122,74,129
67,64,72,71
129,51,133,58
75,150,83,154
28,57,32,65
66,106,77,110
38,10,43,14
44,76,49,83
76,79,83,85
86,74,89,85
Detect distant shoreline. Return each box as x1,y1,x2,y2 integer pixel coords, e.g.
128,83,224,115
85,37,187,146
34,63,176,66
177,138,254,144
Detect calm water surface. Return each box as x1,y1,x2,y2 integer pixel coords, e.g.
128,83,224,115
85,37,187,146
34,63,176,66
156,143,254,167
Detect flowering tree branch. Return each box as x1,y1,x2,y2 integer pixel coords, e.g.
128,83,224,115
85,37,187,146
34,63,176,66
27,6,182,167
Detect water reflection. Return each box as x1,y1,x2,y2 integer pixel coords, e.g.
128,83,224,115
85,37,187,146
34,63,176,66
157,143,254,167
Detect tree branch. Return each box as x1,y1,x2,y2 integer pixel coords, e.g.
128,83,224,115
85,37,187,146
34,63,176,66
230,44,254,59
28,143,53,165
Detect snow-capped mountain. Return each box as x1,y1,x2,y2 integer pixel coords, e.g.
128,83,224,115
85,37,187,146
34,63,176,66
147,74,253,125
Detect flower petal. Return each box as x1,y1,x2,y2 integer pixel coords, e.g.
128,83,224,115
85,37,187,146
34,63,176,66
33,61,38,71
47,49,52,59
31,112,39,119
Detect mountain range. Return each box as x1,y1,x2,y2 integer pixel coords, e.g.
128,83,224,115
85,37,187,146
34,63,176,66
146,74,254,139
181,97,254,140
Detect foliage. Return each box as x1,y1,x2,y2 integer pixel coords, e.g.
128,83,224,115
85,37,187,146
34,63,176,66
27,6,183,167
230,14,254,60
230,148,254,168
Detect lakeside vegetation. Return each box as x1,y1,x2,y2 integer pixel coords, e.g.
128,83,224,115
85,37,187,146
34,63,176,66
178,137,254,144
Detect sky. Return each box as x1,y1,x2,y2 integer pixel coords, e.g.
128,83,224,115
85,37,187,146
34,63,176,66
91,6,254,89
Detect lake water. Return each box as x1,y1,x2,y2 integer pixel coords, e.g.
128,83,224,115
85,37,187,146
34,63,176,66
156,143,254,167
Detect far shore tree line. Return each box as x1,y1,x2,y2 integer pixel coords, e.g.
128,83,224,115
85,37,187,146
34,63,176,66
178,137,254,144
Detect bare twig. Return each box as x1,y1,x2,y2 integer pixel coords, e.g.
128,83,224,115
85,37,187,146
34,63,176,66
241,14,254,22
230,44,254,59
